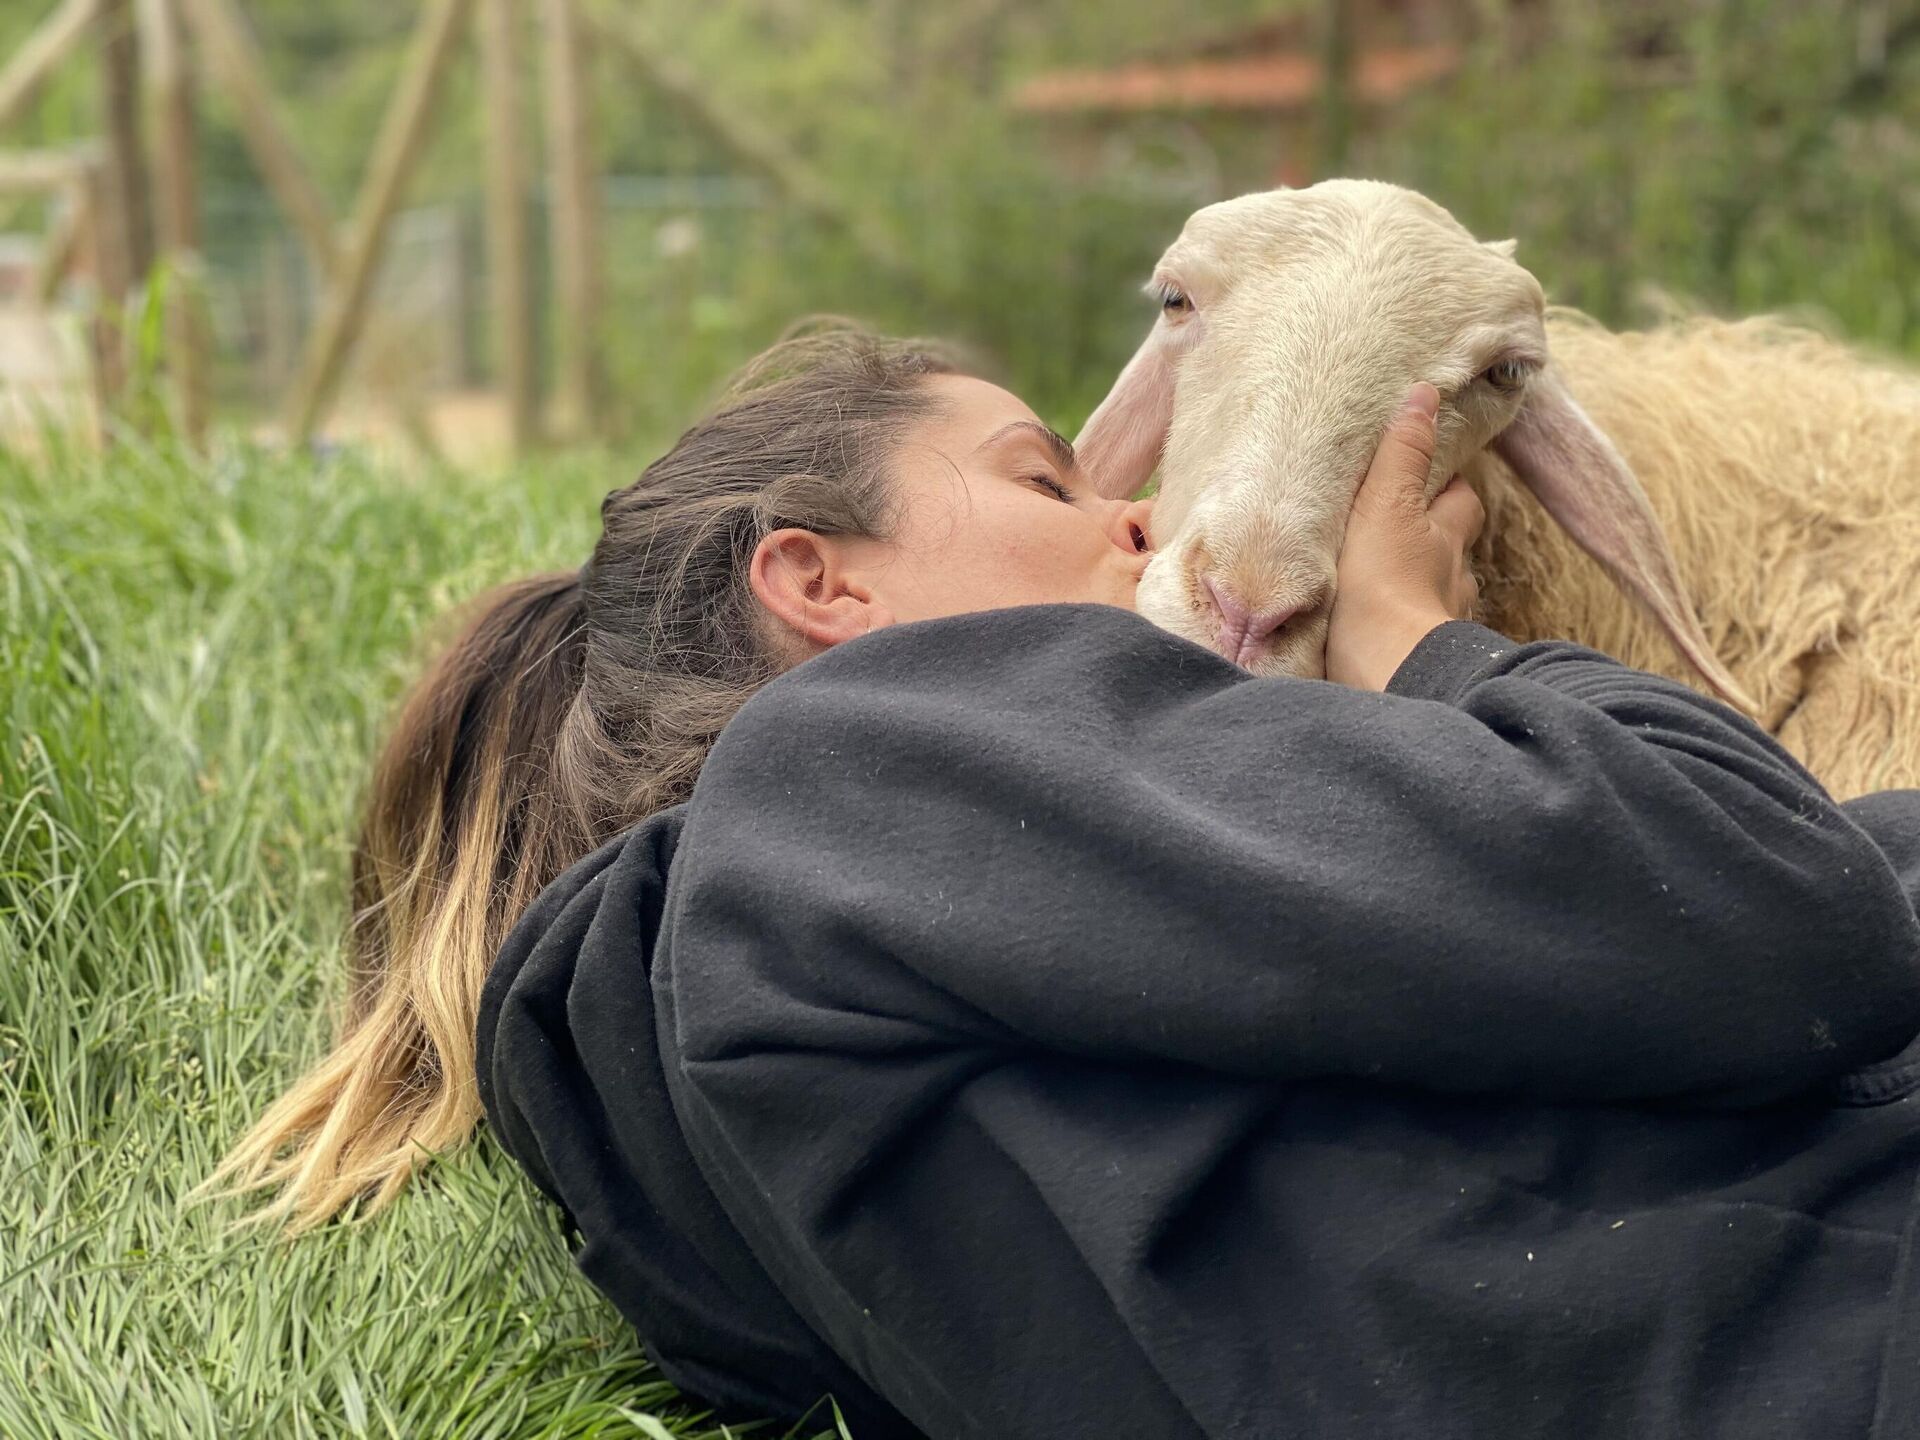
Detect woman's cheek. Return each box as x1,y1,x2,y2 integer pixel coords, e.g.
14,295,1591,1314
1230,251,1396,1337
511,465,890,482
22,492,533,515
1011,525,1098,602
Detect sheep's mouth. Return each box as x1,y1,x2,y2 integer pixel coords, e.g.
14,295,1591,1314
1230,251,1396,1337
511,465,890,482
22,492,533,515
1132,554,1333,677
1232,606,1332,678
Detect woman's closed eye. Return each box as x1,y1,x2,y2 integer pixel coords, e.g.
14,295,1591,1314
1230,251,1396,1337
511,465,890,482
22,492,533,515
1027,474,1075,503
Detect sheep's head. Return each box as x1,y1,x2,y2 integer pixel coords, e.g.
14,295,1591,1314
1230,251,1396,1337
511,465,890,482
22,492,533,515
1077,180,1545,672
1078,180,1750,707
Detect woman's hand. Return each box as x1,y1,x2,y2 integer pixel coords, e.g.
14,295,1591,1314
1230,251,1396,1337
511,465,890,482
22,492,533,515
1325,383,1485,691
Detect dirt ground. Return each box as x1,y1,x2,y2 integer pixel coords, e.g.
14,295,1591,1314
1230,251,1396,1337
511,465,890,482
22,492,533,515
0,304,515,470
0,308,93,450
308,388,517,470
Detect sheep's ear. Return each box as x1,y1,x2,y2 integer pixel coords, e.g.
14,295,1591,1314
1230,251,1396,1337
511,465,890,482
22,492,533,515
1484,238,1518,260
1075,327,1176,500
1491,368,1757,712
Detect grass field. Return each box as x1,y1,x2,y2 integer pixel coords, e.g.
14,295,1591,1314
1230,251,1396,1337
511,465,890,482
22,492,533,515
0,435,846,1439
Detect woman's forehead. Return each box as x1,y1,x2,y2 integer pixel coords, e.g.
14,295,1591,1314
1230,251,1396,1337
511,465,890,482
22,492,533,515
918,374,1042,441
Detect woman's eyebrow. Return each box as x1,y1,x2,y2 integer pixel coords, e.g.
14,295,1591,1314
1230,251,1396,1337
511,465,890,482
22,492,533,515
972,421,1078,472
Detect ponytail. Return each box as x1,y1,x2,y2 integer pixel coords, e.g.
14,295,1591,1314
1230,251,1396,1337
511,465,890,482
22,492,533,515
206,326,957,1231
201,573,592,1231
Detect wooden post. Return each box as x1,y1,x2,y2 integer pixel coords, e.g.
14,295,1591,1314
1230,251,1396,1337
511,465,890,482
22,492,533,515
540,0,603,441
1315,0,1353,177
0,149,91,190
138,0,208,446
260,233,294,401
97,0,153,283
81,150,130,423
31,176,88,304
177,0,340,280
583,2,903,274
0,0,101,134
478,0,536,452
282,0,473,445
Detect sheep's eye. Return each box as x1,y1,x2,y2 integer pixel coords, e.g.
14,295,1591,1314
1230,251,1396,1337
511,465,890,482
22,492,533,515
1158,284,1191,315
1483,359,1534,392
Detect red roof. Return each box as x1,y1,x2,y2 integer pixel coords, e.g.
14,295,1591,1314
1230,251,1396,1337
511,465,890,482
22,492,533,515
1010,43,1461,114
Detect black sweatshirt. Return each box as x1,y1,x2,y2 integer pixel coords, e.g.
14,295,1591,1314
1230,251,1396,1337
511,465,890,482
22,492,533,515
477,605,1920,1440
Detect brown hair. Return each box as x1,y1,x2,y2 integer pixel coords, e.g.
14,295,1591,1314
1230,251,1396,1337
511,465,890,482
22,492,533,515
202,325,956,1230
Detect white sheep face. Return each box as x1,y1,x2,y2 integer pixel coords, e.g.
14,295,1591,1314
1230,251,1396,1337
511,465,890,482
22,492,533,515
1079,180,1549,676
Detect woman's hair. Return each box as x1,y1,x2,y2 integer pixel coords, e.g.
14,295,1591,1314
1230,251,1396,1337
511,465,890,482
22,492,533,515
204,325,957,1231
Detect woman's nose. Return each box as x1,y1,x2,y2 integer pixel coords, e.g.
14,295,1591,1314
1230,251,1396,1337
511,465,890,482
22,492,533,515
1109,497,1155,555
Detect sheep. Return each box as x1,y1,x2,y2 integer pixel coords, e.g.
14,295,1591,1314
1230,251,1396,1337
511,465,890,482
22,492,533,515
1074,179,1920,800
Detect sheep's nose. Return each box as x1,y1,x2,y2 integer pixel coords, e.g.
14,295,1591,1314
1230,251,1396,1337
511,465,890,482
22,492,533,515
1201,573,1324,668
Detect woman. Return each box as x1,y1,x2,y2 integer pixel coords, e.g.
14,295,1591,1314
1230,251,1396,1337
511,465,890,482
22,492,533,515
212,328,1920,1439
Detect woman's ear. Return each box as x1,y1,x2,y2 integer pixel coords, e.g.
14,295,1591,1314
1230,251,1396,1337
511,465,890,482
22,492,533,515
749,529,890,650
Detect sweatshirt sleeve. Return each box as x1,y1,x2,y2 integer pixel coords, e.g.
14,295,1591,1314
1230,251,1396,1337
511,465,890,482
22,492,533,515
667,605,1920,1103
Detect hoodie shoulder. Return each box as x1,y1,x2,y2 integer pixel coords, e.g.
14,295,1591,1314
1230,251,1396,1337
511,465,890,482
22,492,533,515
475,808,685,1191
703,603,1238,774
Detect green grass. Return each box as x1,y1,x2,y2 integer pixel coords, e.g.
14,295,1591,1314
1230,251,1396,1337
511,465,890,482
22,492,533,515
0,434,847,1439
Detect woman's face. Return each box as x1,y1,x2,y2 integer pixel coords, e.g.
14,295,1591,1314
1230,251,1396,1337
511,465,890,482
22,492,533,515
867,374,1157,620
749,375,1158,651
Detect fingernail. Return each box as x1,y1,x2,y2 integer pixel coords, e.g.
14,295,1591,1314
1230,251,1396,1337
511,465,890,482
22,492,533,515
1398,383,1439,419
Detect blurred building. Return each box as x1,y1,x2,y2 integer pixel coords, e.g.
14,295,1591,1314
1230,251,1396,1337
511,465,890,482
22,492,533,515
1006,0,1696,192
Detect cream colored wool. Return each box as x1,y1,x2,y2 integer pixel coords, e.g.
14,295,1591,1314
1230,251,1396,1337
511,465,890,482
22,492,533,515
1471,313,1920,799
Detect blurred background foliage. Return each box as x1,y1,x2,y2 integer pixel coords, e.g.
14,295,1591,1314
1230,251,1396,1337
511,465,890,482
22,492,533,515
1,0,1916,451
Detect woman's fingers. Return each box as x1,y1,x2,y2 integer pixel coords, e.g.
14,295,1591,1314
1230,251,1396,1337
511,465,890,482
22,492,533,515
1329,384,1480,689
1427,475,1483,618
1429,474,1486,550
1350,383,1439,522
